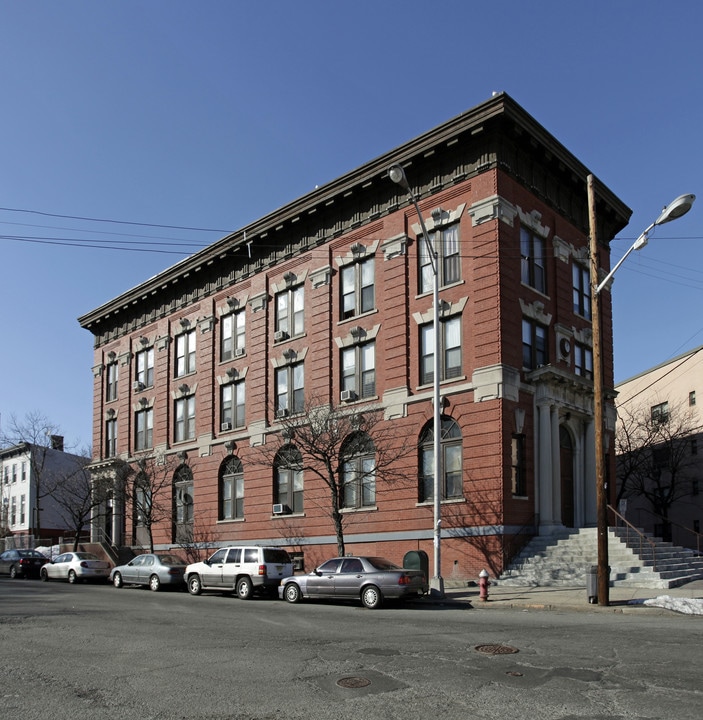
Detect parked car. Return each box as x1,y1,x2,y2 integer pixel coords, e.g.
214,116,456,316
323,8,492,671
279,556,428,609
184,545,293,599
0,549,49,579
39,552,111,584
111,553,187,591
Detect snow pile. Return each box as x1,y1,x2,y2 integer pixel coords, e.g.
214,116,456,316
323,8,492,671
629,596,703,615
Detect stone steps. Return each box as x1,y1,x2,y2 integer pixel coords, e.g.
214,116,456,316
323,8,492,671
498,527,703,589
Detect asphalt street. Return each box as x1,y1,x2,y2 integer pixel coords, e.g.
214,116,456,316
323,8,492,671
0,577,701,720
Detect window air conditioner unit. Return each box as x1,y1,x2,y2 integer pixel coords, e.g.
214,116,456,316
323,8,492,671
221,421,232,431
274,330,289,342
340,389,357,402
272,504,291,515
234,347,245,358
132,381,145,391
276,408,290,419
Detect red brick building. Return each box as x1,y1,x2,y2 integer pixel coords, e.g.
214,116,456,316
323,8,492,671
78,93,630,580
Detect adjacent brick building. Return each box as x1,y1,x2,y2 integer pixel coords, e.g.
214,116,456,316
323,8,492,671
78,93,631,580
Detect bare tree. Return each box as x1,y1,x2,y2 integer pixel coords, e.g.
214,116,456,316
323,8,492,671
257,396,414,557
1,412,77,537
123,453,181,553
51,454,111,551
616,401,699,541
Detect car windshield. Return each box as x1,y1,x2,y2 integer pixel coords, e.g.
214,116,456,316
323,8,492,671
365,557,401,571
157,555,185,565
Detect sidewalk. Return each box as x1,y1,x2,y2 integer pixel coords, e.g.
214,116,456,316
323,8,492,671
420,579,703,615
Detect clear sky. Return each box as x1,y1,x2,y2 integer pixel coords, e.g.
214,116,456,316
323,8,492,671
1,1,701,450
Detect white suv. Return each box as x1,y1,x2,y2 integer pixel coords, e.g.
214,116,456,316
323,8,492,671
184,546,293,599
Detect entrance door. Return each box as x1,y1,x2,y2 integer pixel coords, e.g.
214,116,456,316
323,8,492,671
559,425,575,528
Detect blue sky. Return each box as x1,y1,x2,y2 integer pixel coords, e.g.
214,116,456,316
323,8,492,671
1,1,701,450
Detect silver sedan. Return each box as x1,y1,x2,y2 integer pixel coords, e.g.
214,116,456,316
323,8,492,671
278,556,428,609
40,552,111,584
111,553,187,591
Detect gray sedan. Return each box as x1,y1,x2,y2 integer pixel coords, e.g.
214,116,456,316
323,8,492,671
111,553,187,591
278,556,428,609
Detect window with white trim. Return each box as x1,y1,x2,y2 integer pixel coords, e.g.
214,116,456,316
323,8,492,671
275,286,304,339
341,342,375,400
275,362,304,416
341,257,375,319
419,225,460,293
420,316,461,385
221,310,245,361
174,396,196,442
221,380,245,429
175,330,196,377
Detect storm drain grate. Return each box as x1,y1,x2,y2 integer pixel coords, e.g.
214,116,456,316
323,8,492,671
475,644,519,655
336,676,372,689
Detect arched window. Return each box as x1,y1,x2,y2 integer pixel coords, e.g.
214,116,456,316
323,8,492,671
274,445,303,514
173,464,194,542
219,456,244,520
418,417,463,502
340,432,376,509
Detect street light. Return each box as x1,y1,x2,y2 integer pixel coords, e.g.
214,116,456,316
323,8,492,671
588,177,695,606
388,163,444,597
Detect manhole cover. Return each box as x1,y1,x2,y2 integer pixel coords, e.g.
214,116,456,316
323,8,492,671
336,676,372,689
475,644,519,655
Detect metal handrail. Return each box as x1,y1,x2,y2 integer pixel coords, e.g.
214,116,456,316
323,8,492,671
630,506,702,555
608,504,659,573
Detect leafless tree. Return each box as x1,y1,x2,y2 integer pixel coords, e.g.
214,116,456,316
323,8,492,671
616,400,699,540
256,396,414,557
123,453,181,553
1,412,78,537
51,454,111,551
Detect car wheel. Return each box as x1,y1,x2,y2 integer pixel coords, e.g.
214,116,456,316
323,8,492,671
361,584,383,609
9,565,17,579
187,574,202,596
113,572,123,588
236,576,253,600
68,569,78,584
40,567,49,582
149,574,161,592
284,582,301,603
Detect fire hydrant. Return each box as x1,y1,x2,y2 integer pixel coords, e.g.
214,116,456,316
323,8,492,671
478,569,490,601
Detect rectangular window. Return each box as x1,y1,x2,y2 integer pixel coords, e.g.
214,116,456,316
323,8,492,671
175,330,196,377
511,434,527,496
221,310,245,361
342,456,376,509
419,225,461,294
520,227,546,293
222,474,244,520
420,316,462,385
12,465,17,483
275,286,304,339
135,408,153,451
574,343,593,379
221,381,246,429
689,390,696,407
10,497,16,525
105,418,117,458
522,318,548,370
341,258,375,319
572,264,591,319
276,466,304,513
651,402,669,425
341,342,376,399
21,462,26,481
19,495,25,525
276,363,304,415
175,396,196,442
135,347,154,388
106,362,118,402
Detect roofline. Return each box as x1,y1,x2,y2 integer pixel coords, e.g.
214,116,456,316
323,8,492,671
78,92,632,328
615,344,703,387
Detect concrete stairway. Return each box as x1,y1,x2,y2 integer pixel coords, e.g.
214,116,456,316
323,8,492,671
497,527,703,589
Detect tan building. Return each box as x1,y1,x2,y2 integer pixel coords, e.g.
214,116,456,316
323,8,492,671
615,346,703,550
79,93,630,580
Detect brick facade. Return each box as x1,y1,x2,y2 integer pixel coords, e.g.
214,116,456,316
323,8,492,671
79,93,630,580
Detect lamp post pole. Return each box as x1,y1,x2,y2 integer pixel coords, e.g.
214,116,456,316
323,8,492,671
389,164,444,597
588,175,695,606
